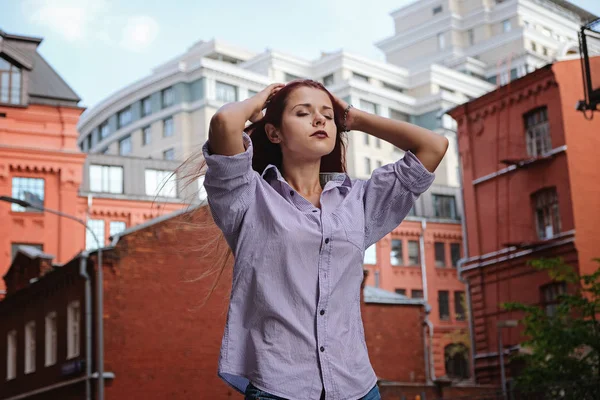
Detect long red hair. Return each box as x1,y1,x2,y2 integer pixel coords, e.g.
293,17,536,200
244,79,347,174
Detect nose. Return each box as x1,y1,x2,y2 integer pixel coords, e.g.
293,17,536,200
313,113,326,127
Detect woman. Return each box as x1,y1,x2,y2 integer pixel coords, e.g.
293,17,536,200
202,80,448,400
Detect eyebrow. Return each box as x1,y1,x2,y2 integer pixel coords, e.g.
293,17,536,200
292,103,333,111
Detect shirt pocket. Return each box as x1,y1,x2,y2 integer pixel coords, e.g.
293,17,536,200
332,209,365,252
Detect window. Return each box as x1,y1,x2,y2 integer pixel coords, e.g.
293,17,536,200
524,107,551,157
390,239,403,266
45,312,57,366
376,160,383,169
375,138,381,149
11,243,43,259
510,67,519,81
198,176,207,201
408,240,420,265
162,86,174,108
163,117,174,137
439,291,450,320
433,5,443,15
248,89,258,97
445,344,470,379
408,205,416,217
0,57,22,104
86,219,104,250
412,289,424,299
450,243,461,267
89,165,124,194
86,135,92,151
383,82,404,93
359,99,377,115
11,177,44,211
117,107,131,128
364,157,371,175
119,135,131,156
468,29,475,46
284,73,302,82
352,72,369,82
99,121,110,139
364,244,377,265
455,291,466,321
216,81,237,103
542,47,548,57
67,301,80,359
364,133,370,146
142,126,152,146
6,330,17,380
435,242,446,267
323,74,334,86
533,188,560,239
433,194,457,219
437,32,446,50
25,321,36,374
163,148,175,160
395,289,407,296
141,96,152,117
145,169,177,198
542,282,566,317
109,221,126,237
503,19,512,33
531,42,537,52
390,109,409,122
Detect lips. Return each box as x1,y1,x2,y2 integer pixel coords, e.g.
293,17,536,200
311,130,328,138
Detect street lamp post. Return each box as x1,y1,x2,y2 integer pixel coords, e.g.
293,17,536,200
497,319,519,400
0,196,105,400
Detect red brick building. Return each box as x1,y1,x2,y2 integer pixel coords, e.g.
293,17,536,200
0,207,434,399
449,57,600,386
0,29,184,296
363,212,469,381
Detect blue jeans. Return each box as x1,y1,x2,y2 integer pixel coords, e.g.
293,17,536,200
244,382,381,400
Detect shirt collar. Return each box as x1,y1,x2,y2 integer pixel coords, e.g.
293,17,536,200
261,164,352,189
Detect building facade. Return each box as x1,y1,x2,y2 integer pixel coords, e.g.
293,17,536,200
449,56,600,385
0,207,434,400
377,0,596,85
0,30,185,295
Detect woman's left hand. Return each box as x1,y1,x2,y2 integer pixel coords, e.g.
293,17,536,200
331,94,356,132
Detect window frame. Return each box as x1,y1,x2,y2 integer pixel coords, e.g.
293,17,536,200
24,320,36,374
438,290,450,321
432,194,458,219
45,311,57,367
435,242,446,267
0,56,22,105
6,330,17,380
408,240,420,265
216,81,238,103
11,177,45,212
390,239,404,266
161,86,174,108
532,187,560,240
141,96,152,117
163,117,174,137
524,107,551,157
117,106,132,129
119,135,132,156
89,164,124,194
67,301,81,359
142,125,152,146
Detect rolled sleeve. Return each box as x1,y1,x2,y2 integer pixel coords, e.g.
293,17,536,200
202,133,257,236
363,151,435,248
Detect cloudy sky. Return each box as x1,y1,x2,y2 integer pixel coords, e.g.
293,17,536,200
2,0,599,108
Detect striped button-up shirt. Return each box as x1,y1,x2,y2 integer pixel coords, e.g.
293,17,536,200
203,133,435,400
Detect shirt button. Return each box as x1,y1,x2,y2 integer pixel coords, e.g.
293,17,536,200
320,346,325,352
290,191,294,196
312,210,318,213
320,309,325,315
325,238,330,244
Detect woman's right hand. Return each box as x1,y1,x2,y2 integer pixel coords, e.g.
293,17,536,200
248,83,284,123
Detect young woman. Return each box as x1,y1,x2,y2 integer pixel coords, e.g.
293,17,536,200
202,80,448,400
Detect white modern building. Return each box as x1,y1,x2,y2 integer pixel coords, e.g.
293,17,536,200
377,0,596,85
76,0,596,195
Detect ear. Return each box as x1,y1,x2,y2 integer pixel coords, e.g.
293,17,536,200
265,123,281,144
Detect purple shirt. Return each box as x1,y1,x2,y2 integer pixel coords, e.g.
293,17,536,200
202,133,435,400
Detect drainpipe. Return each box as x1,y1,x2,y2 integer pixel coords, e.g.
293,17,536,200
419,219,436,381
79,252,92,400
456,143,477,382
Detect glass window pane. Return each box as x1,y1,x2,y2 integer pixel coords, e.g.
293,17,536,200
435,242,446,267
109,166,123,193
89,165,102,192
11,177,45,212
390,239,403,266
364,244,377,265
163,117,174,137
408,240,420,265
109,221,126,236
216,82,238,103
86,219,104,250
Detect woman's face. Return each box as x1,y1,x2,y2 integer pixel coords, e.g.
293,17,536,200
270,86,337,162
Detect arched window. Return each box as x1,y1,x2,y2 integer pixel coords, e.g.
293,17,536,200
445,343,470,380
0,56,22,105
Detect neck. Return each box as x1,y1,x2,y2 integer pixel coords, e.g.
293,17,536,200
281,156,322,196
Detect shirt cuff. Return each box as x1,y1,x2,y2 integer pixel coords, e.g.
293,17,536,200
202,132,253,179
394,151,435,195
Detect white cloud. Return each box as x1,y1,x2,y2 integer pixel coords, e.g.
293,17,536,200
24,0,109,42
119,16,160,52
